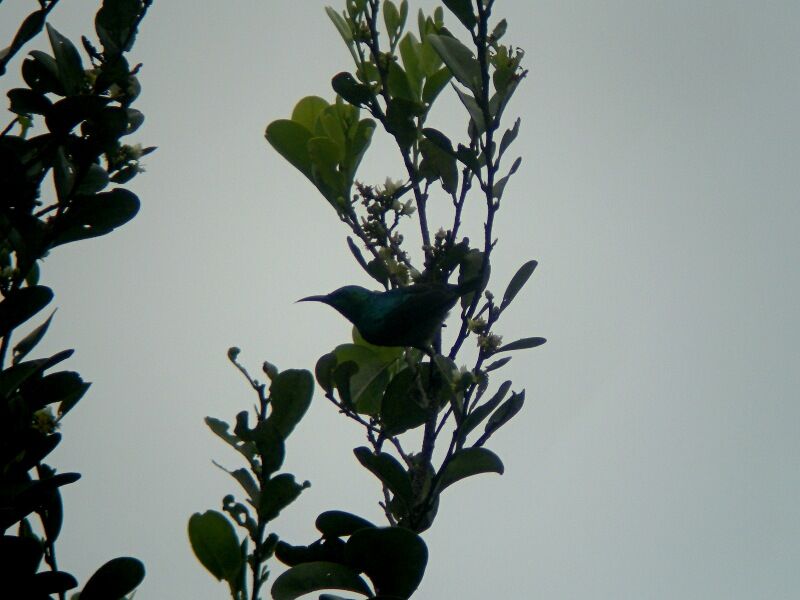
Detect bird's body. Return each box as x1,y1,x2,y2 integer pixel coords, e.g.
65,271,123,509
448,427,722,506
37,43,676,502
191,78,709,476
299,281,473,348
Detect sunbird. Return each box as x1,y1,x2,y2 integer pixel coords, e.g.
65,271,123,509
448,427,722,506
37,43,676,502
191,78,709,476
299,280,479,349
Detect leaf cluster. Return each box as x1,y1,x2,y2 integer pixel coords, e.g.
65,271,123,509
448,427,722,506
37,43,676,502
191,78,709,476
1,1,151,598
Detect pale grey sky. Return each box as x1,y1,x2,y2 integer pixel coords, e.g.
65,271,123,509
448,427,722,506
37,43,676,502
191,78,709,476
2,1,799,598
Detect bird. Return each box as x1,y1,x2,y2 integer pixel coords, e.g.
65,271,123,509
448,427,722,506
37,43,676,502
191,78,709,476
298,280,479,349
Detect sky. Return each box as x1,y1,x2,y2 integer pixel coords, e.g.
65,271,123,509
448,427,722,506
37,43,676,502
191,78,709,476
2,1,800,598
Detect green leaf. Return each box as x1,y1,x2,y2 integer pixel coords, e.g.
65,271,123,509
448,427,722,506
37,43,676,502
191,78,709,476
326,7,354,45
399,33,422,95
188,511,243,584
353,447,412,504
51,189,140,246
271,561,372,600
380,368,429,436
383,1,401,39
453,86,486,134
438,447,504,492
332,344,394,414
501,259,538,310
442,0,477,29
292,95,330,132
387,61,416,102
0,285,53,338
496,337,546,353
259,473,310,522
419,138,458,193
267,369,313,438
426,34,481,93
265,119,314,181
484,390,525,436
345,527,427,598
46,24,85,96
80,557,145,600
385,98,420,149
13,309,56,364
421,65,452,104
458,249,488,310
315,510,375,538
332,72,373,107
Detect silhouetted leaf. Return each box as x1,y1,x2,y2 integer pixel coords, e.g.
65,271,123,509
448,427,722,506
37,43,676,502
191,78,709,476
315,352,337,394
30,570,78,595
461,380,511,438
80,557,144,600
484,390,525,437
267,369,313,438
353,447,412,504
46,25,85,96
499,117,521,157
259,473,309,522
10,10,46,56
345,527,427,598
188,511,242,583
205,417,256,463
22,51,64,95
484,356,511,372
50,189,140,246
501,259,537,310
315,511,375,538
380,368,428,436
272,561,372,600
0,535,43,575
458,249,487,310
252,421,285,475
24,370,89,413
7,88,52,115
437,447,504,492
496,337,546,353
12,310,56,364
492,156,522,199
0,285,53,338
442,0,476,29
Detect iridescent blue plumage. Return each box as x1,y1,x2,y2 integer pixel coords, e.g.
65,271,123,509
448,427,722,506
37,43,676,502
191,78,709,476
299,281,476,348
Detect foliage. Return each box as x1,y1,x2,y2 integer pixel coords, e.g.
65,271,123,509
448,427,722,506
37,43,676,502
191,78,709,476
0,1,151,598
193,1,544,598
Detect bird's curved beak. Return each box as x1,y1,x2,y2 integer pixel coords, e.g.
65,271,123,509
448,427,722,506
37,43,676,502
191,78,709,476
297,295,327,303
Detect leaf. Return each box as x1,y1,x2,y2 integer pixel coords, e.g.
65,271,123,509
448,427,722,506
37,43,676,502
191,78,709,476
259,473,309,522
80,557,145,600
332,344,394,414
13,310,56,364
267,369,313,439
265,119,314,181
271,561,372,600
385,98,419,149
383,1,401,39
499,117,521,157
484,390,525,436
419,138,458,193
188,511,242,584
387,61,416,102
458,249,488,310
484,356,512,372
315,510,375,538
453,86,485,134
442,0,477,29
326,7,353,45
438,447,504,492
10,10,46,56
461,380,511,438
315,352,337,394
496,337,546,353
501,259,538,310
7,88,52,115
0,285,53,338
205,417,256,463
399,33,422,94
380,368,429,436
426,34,481,93
46,24,85,96
353,447,412,504
421,66,452,104
251,420,286,475
25,370,90,413
50,189,140,246
292,95,330,132
22,50,64,95
492,156,522,199
345,527,428,598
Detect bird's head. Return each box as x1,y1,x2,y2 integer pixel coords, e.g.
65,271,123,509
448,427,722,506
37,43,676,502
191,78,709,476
298,285,373,322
